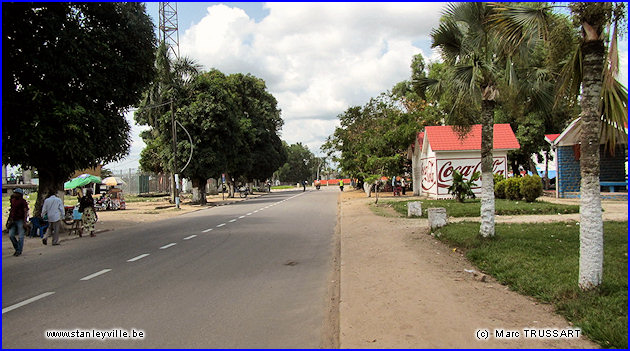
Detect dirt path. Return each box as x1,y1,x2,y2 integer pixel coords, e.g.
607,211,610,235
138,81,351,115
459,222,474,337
339,190,600,348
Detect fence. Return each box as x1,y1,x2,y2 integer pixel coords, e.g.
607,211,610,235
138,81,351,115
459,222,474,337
111,169,171,195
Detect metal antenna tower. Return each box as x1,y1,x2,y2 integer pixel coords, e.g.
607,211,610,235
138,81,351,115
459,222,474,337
159,2,180,59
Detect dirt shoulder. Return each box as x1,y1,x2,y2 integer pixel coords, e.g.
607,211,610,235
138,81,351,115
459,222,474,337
339,190,602,348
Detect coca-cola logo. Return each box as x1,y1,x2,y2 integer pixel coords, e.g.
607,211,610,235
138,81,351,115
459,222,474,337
422,159,436,191
437,158,506,190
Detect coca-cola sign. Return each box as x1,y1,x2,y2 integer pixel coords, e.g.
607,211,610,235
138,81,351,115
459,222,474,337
423,157,507,194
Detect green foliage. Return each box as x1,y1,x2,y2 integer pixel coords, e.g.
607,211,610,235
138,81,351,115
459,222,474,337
505,177,522,200
435,221,628,348
275,142,316,184
493,173,505,185
520,174,543,202
386,199,579,218
2,3,156,215
495,179,508,199
447,170,480,202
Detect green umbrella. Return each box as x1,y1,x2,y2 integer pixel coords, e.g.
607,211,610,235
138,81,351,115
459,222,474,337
64,174,102,190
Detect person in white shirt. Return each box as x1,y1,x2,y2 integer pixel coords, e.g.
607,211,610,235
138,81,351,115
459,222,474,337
42,191,64,246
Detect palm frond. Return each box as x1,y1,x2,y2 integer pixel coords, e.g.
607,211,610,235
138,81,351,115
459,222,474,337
431,19,462,64
554,45,582,109
601,75,628,153
488,3,550,56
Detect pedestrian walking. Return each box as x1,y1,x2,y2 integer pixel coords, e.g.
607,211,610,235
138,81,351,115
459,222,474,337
42,191,64,246
302,180,307,192
339,179,344,191
79,188,97,237
401,178,407,195
7,188,29,256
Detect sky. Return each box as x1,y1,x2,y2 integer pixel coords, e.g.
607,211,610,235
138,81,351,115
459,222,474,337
105,1,629,172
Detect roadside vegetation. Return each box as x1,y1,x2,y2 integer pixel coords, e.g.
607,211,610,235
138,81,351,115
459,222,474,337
433,221,627,348
382,199,579,218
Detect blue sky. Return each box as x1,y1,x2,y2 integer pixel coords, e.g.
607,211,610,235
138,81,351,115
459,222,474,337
105,2,629,173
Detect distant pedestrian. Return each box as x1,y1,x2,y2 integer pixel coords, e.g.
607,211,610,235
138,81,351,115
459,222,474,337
401,178,407,195
42,191,64,246
79,188,97,237
266,179,272,193
339,179,344,191
8,188,29,256
302,180,307,192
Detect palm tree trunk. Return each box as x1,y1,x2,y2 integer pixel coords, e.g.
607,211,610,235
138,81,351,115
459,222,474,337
479,100,495,238
578,40,605,290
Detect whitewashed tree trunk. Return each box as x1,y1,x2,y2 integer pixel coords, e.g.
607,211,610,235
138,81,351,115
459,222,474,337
413,139,422,196
479,100,495,237
578,39,605,290
363,182,372,197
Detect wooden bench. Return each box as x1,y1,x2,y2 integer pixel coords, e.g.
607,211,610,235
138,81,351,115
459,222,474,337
600,181,627,192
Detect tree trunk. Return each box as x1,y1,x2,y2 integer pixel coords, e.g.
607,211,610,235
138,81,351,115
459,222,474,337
413,139,422,196
578,39,605,290
191,177,207,205
34,169,65,218
479,99,496,238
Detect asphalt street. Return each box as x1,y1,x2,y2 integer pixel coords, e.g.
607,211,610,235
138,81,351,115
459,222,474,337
2,188,339,348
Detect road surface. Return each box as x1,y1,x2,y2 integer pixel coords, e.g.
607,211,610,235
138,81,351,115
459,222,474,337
2,189,338,348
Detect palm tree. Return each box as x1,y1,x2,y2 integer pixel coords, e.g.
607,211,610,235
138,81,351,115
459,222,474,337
428,2,549,237
556,2,628,290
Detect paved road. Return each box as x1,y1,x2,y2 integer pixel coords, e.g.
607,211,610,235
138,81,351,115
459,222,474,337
2,189,339,348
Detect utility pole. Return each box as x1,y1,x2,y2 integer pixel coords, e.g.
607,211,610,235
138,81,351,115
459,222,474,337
171,100,179,208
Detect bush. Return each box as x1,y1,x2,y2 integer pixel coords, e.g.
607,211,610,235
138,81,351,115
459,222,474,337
505,177,522,200
493,173,505,185
520,175,543,202
495,179,508,199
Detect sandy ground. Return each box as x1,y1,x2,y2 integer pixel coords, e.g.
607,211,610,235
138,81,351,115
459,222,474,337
338,190,626,348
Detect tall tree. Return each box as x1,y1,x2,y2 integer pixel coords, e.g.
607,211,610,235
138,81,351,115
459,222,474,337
429,2,549,237
558,2,627,290
3,3,156,216
275,142,316,184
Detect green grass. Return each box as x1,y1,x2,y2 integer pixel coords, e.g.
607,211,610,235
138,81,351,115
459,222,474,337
434,221,627,348
387,199,580,218
271,185,295,190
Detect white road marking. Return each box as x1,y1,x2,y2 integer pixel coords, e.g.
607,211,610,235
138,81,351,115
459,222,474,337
160,243,177,250
246,213,252,216
239,216,245,219
253,210,259,213
127,254,150,262
183,235,197,240
80,269,112,281
217,223,226,227
2,292,55,314
202,228,213,233
229,219,237,223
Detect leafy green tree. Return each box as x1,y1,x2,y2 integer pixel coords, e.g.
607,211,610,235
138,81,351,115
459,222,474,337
275,142,316,184
322,93,420,190
3,3,156,216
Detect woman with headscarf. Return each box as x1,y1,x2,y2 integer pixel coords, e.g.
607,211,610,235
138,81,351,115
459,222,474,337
79,188,97,237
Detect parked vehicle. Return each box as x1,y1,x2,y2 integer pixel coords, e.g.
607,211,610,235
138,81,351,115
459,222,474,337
237,185,251,198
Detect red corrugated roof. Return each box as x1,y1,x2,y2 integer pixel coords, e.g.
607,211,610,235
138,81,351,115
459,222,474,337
545,134,560,143
424,124,519,151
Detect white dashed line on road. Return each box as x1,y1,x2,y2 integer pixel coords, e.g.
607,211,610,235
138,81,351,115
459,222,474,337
229,219,237,223
127,254,150,262
160,243,177,250
239,216,245,219
217,223,226,228
202,228,213,233
2,292,55,314
183,235,197,240
80,269,112,281
247,213,252,216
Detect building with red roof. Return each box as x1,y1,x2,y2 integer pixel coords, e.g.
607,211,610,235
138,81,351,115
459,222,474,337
409,124,520,199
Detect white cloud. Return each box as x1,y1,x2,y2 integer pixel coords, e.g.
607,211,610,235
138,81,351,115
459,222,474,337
179,2,446,153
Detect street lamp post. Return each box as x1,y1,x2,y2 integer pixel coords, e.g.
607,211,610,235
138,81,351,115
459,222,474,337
171,100,179,208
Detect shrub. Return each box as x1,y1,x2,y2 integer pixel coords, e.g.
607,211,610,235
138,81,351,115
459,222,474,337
447,170,480,202
493,173,505,185
505,177,522,200
495,179,508,199
520,175,543,202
